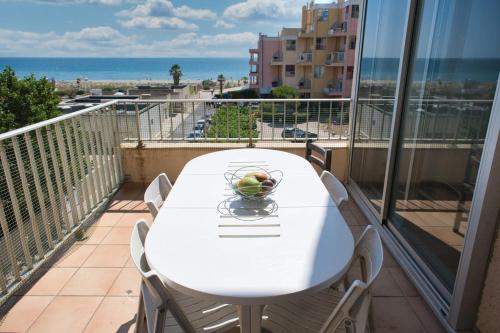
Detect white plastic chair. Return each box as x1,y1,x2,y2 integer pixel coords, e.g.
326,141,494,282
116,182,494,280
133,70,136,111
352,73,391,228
262,225,383,333
320,170,348,207
144,173,172,218
131,220,239,333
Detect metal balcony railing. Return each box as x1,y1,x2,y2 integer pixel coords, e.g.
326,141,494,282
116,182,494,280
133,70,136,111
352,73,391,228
326,51,345,65
328,22,348,35
0,96,487,304
0,101,123,303
324,82,343,96
354,98,493,143
297,52,313,63
115,99,350,145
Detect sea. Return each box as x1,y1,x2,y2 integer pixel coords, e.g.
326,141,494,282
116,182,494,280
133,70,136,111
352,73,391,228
0,57,249,81
1,57,499,83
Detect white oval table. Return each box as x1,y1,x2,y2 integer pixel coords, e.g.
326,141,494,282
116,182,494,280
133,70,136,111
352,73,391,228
145,149,354,333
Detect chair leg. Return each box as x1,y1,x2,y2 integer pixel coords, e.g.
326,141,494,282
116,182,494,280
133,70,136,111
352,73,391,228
135,291,146,333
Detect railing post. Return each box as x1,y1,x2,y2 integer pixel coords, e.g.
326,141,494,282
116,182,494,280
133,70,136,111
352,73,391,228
24,132,54,249
54,123,80,228
135,103,144,148
328,101,333,140
159,102,164,141
12,136,45,259
317,102,321,139
71,118,92,214
35,128,63,240
306,101,310,140
272,102,275,141
64,120,85,220
46,128,72,233
80,115,100,207
0,200,21,281
0,141,33,269
93,111,112,194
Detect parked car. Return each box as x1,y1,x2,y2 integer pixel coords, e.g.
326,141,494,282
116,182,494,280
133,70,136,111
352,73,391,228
281,127,318,141
186,130,204,141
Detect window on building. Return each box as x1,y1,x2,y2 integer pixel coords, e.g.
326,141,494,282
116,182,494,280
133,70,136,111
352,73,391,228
351,5,359,18
285,65,295,77
316,37,326,50
346,66,354,79
349,36,356,49
318,9,329,21
286,40,296,51
314,66,325,78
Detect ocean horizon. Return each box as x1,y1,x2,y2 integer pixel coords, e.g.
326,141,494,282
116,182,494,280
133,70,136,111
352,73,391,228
0,57,249,81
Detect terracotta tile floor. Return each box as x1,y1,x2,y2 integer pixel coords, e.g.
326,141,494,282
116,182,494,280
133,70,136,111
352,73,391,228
0,183,446,333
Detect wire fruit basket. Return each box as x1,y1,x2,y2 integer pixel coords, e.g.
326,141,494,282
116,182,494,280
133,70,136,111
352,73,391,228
224,166,283,200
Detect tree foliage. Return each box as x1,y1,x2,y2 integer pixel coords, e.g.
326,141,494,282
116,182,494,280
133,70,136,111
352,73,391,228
271,85,299,99
169,64,183,86
207,105,258,139
0,66,61,134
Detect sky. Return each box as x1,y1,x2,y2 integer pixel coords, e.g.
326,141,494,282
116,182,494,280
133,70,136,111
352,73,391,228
0,0,313,58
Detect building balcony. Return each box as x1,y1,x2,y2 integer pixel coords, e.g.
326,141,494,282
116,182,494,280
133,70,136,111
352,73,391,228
0,98,483,333
297,78,312,90
324,80,343,96
327,22,348,36
299,24,314,38
270,52,283,65
325,51,345,65
297,52,313,64
249,57,258,65
249,71,258,76
249,48,258,54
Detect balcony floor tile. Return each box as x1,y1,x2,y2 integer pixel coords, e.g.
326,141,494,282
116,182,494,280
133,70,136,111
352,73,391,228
82,296,138,333
59,268,121,296
26,296,103,333
0,296,53,332
0,182,447,333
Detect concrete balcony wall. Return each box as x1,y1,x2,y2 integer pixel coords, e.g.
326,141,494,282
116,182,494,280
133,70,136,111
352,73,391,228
120,143,349,184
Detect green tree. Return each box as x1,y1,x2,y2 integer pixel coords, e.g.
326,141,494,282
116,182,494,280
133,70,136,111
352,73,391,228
241,76,249,85
0,66,61,133
271,85,299,99
217,74,226,96
169,64,183,86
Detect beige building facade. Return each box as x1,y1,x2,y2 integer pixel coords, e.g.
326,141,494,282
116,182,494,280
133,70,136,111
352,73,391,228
250,0,359,98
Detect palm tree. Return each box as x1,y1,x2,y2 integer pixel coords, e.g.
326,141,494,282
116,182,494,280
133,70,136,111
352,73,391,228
169,64,183,86
241,76,249,85
217,74,225,96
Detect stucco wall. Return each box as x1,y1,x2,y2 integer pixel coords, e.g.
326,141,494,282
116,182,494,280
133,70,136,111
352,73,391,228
476,214,500,332
120,144,348,184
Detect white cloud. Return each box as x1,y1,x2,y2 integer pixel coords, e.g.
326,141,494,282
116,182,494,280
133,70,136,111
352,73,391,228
214,19,235,29
0,27,135,56
117,0,216,30
223,0,302,20
0,28,258,57
10,0,124,5
119,17,198,30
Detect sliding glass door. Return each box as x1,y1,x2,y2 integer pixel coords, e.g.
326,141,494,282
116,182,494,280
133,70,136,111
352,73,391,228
386,0,500,295
350,0,408,212
349,0,500,328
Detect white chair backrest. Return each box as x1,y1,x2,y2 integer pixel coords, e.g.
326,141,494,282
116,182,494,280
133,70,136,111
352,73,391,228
320,170,348,207
144,173,172,218
130,220,195,333
320,226,383,333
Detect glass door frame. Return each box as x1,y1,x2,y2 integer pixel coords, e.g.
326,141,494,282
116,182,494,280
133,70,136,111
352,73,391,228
347,0,500,330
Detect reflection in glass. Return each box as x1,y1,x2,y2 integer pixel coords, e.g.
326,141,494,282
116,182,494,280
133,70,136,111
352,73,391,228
350,0,408,211
388,0,500,292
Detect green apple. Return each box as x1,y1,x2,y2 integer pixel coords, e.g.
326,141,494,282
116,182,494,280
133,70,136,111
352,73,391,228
238,176,262,196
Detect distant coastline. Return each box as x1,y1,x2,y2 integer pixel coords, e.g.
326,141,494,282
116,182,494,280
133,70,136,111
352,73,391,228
0,57,249,81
